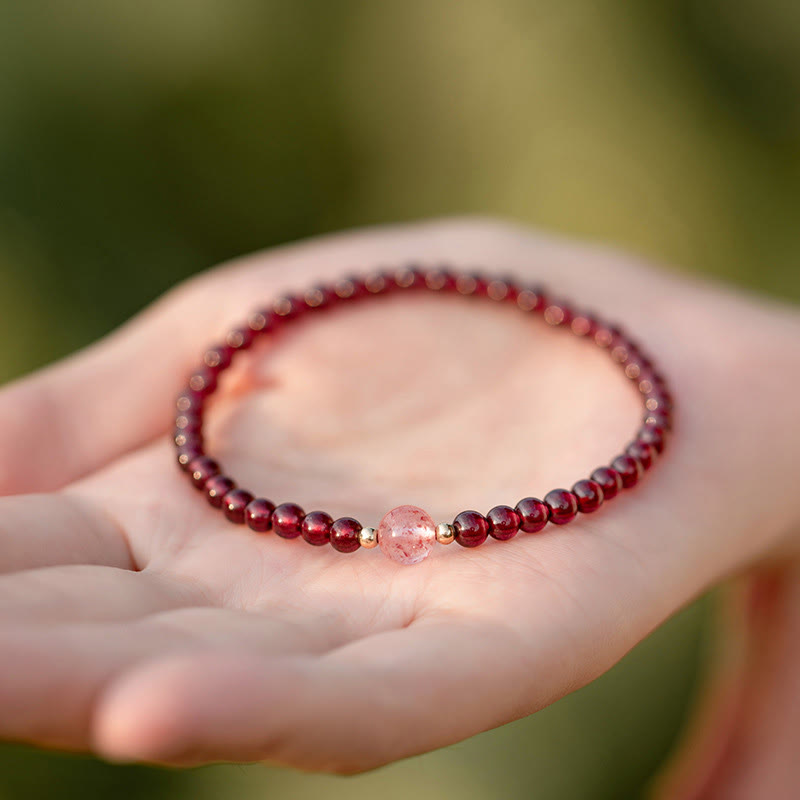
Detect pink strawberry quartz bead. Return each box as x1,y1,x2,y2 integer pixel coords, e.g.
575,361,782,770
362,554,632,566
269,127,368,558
377,505,437,565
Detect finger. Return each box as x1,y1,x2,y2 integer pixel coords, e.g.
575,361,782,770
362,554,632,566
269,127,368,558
0,493,133,574
91,614,594,770
90,504,697,770
653,565,800,799
0,607,349,751
0,565,201,624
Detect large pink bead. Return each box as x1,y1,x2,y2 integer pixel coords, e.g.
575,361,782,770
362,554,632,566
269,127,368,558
377,505,436,565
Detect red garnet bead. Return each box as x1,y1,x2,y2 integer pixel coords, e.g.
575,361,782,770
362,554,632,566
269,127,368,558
177,443,203,471
590,467,623,501
487,505,521,541
206,475,236,508
224,489,254,524
544,489,578,525
330,517,362,553
611,454,643,488
572,480,604,513
453,511,489,548
246,498,275,532
638,425,665,455
627,441,655,471
302,511,333,546
189,456,220,489
515,497,549,533
272,502,305,539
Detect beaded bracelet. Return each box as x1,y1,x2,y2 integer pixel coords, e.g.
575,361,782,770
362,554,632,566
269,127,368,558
173,267,672,565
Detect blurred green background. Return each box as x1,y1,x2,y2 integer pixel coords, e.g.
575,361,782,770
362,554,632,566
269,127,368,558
0,1,797,798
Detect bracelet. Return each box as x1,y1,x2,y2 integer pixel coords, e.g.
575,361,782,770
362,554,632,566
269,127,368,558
173,267,673,565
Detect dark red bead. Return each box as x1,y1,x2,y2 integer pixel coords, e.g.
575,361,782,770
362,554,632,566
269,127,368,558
272,502,305,539
543,301,573,327
176,390,204,415
364,272,390,294
644,410,672,431
189,456,220,489
570,313,598,338
334,276,367,300
245,498,275,532
487,505,520,541
611,454,643,488
393,266,425,289
204,344,233,371
175,413,202,434
302,511,333,546
627,441,655,471
544,489,578,525
225,326,255,351
188,367,218,397
248,308,280,334
453,511,489,548
590,467,623,500
303,285,336,310
177,443,203,471
224,489,254,524
515,497,549,533
424,268,456,292
205,475,236,508
174,430,202,450
330,517,361,553
274,295,304,320
638,425,665,455
572,480,604,513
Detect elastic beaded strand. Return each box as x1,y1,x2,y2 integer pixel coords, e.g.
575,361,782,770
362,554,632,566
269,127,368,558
174,267,673,565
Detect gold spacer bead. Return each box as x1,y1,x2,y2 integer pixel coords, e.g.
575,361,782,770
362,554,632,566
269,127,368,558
435,522,456,545
359,526,378,549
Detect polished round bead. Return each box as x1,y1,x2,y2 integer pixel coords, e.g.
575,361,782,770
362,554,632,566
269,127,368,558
176,390,204,415
487,505,520,541
453,510,489,548
272,502,305,539
245,498,275,533
358,526,378,548
515,497,549,533
224,489,254,524
627,441,655,471
189,456,220,489
175,413,202,434
435,522,456,545
572,480,604,514
206,475,236,508
188,367,218,397
637,425,665,455
544,302,572,326
378,505,436,564
611,454,643,488
590,467,623,501
177,443,203,471
644,410,672,431
424,269,456,292
204,345,233,371
544,489,578,525
301,511,333,546
225,326,255,351
330,517,362,553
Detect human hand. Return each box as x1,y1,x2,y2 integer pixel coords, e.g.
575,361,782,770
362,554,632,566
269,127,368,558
1,219,798,790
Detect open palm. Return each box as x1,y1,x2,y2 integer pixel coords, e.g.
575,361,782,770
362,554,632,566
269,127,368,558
1,219,798,785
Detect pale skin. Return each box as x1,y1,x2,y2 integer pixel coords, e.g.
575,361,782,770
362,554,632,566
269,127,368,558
1,219,799,795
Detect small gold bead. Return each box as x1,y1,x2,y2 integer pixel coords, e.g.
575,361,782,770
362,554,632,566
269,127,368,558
435,522,456,545
359,526,378,548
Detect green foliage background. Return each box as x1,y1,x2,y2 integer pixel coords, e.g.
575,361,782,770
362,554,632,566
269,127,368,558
0,2,797,798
